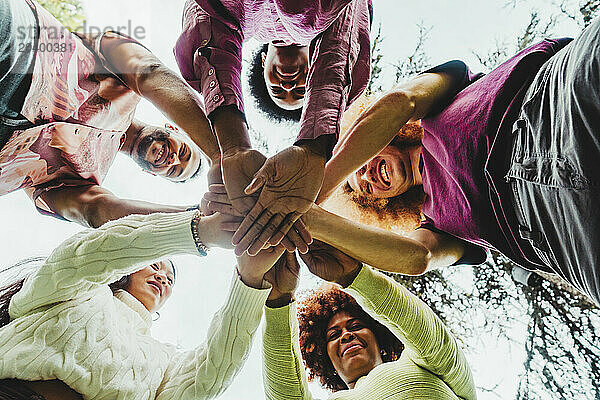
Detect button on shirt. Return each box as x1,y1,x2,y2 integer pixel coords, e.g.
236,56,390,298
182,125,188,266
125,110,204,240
174,0,372,158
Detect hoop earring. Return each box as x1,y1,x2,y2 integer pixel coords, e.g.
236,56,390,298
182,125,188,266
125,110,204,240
153,311,161,321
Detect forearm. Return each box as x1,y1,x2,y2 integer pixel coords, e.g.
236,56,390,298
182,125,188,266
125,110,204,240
304,205,430,275
211,106,252,154
263,303,313,400
136,67,220,164
317,91,415,203
42,186,193,229
10,211,199,318
157,272,270,400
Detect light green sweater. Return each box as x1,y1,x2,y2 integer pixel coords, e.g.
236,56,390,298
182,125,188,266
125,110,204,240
0,211,270,400
263,266,477,400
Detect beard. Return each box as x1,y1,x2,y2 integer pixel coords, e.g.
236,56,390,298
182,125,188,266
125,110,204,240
133,128,171,170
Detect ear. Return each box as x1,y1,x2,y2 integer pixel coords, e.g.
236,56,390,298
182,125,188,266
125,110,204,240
261,52,267,67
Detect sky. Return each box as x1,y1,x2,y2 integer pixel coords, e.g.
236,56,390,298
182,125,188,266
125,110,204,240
0,0,586,399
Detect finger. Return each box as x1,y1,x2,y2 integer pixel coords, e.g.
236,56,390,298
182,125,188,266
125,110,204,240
248,214,286,256
203,192,231,204
232,201,265,245
221,221,242,231
283,227,308,254
200,198,216,216
268,213,305,249
244,173,266,195
286,252,301,274
280,236,297,252
234,208,274,256
208,184,228,194
207,201,244,217
294,218,313,247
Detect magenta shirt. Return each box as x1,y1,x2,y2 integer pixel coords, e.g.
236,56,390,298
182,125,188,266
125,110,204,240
419,38,572,270
174,0,372,157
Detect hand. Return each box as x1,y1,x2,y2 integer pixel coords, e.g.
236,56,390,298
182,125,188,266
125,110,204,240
203,184,310,253
232,145,325,256
195,212,243,250
237,245,286,289
264,251,301,306
200,162,224,216
221,148,266,215
299,240,362,287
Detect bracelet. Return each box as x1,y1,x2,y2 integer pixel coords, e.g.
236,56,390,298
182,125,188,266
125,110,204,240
191,211,209,256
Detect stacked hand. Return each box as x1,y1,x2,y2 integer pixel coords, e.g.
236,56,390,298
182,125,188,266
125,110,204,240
229,145,325,256
299,240,362,287
264,251,301,306
237,245,286,289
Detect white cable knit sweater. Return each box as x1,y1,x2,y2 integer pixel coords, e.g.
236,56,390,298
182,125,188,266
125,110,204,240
0,211,270,400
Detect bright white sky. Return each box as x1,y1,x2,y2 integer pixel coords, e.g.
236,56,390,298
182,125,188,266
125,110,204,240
0,0,584,398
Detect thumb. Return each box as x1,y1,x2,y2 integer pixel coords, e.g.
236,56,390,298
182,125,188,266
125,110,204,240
244,167,269,195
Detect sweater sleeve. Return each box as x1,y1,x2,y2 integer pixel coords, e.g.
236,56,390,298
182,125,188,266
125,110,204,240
262,302,316,400
345,266,477,400
9,211,199,319
155,271,271,400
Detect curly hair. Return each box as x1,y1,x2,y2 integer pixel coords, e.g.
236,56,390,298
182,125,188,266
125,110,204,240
247,44,302,123
298,285,404,392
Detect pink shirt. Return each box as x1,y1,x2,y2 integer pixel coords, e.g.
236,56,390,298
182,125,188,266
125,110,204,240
174,0,372,157
0,1,142,219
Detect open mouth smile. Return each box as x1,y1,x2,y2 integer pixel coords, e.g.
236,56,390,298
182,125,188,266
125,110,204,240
341,342,364,357
378,159,391,186
152,142,170,167
148,281,162,296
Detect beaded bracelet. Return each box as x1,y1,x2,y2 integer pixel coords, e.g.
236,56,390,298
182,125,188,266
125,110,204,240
191,211,209,256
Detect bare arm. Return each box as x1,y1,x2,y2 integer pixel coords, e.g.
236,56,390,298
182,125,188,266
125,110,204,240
303,205,466,274
317,73,455,204
100,38,220,164
40,185,192,228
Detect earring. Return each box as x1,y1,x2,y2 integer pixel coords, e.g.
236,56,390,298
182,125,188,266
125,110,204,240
152,311,161,321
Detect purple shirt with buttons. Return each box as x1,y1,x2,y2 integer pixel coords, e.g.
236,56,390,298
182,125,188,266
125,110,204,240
174,0,372,157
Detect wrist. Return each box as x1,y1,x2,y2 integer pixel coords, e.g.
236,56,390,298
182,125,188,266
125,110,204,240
266,291,294,308
335,264,363,288
236,266,266,289
212,107,252,153
298,135,331,160
191,211,210,256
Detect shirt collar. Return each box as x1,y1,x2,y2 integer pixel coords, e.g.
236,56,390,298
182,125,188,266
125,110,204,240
113,289,152,331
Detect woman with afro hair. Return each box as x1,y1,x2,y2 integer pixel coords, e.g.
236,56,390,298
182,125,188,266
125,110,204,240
261,239,476,399
313,19,600,306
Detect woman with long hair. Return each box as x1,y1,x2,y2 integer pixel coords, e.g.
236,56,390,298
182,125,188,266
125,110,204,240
261,240,476,399
0,209,285,399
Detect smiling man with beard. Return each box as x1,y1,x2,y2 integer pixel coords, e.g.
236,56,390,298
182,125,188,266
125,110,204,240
0,0,222,228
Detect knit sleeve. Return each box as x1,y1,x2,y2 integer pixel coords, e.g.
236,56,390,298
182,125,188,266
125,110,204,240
345,266,477,400
9,211,199,319
262,302,316,400
155,271,270,400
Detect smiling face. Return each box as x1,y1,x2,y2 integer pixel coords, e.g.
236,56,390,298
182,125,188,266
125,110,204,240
262,43,309,111
132,127,202,182
326,311,383,388
347,144,422,198
125,261,175,312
